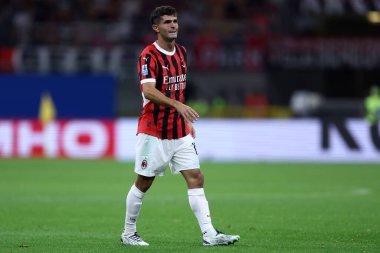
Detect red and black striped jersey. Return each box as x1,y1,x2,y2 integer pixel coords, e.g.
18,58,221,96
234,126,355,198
136,42,189,139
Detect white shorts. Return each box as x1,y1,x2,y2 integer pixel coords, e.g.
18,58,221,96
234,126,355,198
134,133,200,177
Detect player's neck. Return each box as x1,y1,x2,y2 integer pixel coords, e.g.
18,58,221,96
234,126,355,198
156,38,175,52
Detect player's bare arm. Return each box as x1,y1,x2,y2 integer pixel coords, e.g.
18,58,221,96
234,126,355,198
143,82,199,123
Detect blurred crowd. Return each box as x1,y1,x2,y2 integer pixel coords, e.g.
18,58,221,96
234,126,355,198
1,0,379,117
0,0,279,47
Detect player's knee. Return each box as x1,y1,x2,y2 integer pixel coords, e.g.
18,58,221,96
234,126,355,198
135,175,154,192
137,183,152,192
198,172,204,185
192,171,204,188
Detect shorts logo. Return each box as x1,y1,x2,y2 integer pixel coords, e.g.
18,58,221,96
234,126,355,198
141,159,148,169
142,64,148,75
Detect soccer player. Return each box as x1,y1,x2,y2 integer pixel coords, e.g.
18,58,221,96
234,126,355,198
121,6,240,246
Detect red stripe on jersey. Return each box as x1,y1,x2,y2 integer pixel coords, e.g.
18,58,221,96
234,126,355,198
137,43,189,139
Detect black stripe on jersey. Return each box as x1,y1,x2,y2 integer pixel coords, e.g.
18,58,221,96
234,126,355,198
175,44,187,103
175,45,186,73
177,45,187,63
157,51,172,139
176,45,187,136
171,54,180,139
150,50,162,127
149,50,162,90
172,113,179,139
180,114,186,136
145,54,153,78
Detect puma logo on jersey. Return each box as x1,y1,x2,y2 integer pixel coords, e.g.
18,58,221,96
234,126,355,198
180,58,186,68
163,65,169,70
143,56,150,62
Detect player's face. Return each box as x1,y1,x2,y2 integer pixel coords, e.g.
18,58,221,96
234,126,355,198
155,15,178,41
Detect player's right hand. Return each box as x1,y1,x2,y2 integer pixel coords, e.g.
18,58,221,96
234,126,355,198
175,102,199,123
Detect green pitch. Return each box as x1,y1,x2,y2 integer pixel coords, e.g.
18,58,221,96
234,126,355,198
0,159,379,253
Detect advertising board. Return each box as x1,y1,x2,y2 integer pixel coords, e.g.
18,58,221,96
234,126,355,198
1,119,379,162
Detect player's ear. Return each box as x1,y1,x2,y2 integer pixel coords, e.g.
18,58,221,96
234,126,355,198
152,24,159,33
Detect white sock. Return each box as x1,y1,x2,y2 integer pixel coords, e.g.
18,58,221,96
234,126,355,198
124,184,145,236
188,188,217,236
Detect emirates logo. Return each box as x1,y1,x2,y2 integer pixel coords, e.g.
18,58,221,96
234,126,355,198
141,159,148,169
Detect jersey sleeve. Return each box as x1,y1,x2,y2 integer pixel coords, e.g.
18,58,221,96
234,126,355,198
138,52,157,85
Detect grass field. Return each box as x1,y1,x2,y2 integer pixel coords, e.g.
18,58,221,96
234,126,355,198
0,159,379,253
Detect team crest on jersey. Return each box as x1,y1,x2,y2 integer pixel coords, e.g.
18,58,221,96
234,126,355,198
142,64,148,76
141,159,148,169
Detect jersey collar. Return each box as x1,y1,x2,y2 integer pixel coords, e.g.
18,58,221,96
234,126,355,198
153,42,176,56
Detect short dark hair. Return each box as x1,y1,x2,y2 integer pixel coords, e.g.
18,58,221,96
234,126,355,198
150,6,177,25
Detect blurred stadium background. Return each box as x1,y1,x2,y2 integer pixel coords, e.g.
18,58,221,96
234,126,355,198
1,1,380,252
1,0,380,161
